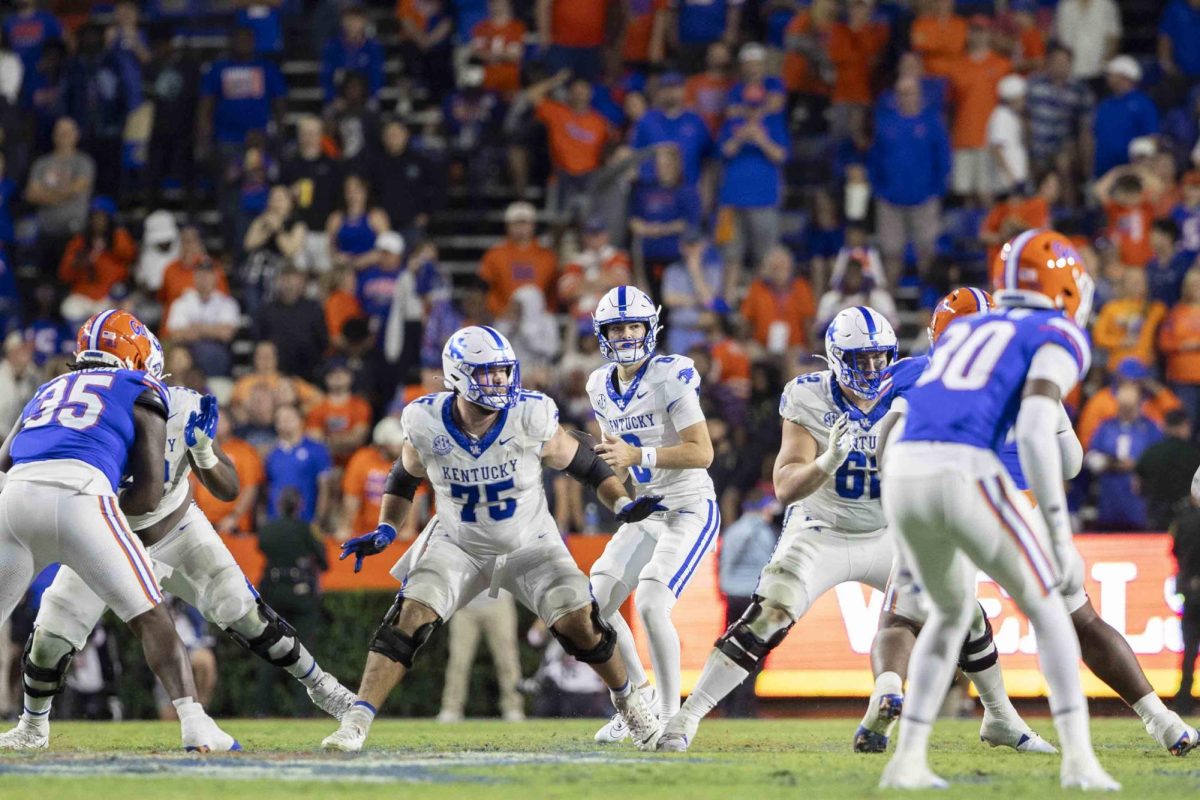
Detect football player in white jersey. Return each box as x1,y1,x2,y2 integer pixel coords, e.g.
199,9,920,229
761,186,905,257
322,326,666,752
0,349,354,750
657,306,903,751
585,286,718,742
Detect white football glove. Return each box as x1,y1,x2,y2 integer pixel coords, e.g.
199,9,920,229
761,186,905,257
1051,537,1086,599
815,413,853,475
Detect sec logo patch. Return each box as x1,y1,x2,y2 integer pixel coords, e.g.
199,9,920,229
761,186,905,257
433,435,453,455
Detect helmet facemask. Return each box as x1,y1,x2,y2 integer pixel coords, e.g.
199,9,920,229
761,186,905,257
835,345,897,400
596,318,656,365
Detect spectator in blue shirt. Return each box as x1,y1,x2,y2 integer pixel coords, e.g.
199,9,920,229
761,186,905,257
717,111,789,276
630,144,702,277
1092,56,1159,177
0,152,15,249
671,0,742,71
237,0,287,56
1160,0,1200,80
1148,218,1195,307
869,76,951,286
320,6,384,105
198,27,287,152
630,72,713,186
728,43,785,122
266,404,334,524
1086,381,1164,530
662,228,726,355
1176,171,1200,256
2,0,61,77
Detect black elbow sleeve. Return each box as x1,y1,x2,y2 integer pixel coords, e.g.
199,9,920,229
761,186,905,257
384,459,423,500
564,429,616,490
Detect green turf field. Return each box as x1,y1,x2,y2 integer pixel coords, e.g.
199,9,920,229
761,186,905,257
1,717,1197,799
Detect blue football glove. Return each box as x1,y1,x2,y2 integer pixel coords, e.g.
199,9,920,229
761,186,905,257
185,394,220,469
339,523,398,573
615,495,667,523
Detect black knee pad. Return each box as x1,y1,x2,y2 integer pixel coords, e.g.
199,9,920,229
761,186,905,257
715,598,793,673
958,603,999,674
22,634,74,699
551,602,616,665
226,599,302,668
369,596,442,668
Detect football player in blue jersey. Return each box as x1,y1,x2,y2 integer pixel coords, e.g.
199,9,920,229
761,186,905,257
0,310,237,752
868,286,1198,761
878,231,1118,790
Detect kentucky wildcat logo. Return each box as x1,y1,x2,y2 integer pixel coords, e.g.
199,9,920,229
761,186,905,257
677,367,695,384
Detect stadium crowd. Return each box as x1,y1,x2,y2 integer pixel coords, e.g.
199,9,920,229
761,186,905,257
1,0,1200,716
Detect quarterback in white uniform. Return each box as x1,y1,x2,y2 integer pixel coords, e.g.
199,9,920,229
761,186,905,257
586,286,718,741
0,380,354,750
659,306,902,751
322,326,665,752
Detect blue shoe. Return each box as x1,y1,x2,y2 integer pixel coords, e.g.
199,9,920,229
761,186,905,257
854,725,889,753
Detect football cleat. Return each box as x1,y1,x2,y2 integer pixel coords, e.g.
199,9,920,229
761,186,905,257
307,673,357,721
0,719,49,750
322,718,368,752
980,712,1057,754
614,688,661,751
595,686,657,744
1148,712,1199,756
879,757,948,789
1060,756,1121,791
853,726,889,754
181,713,240,753
656,732,690,752
854,693,903,753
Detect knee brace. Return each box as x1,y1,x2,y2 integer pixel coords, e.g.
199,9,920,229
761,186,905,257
369,596,442,668
22,632,75,699
225,599,302,668
715,598,795,673
958,603,999,674
551,601,617,664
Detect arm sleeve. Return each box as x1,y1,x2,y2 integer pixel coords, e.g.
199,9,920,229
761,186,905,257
1018,344,1082,544
1056,403,1084,479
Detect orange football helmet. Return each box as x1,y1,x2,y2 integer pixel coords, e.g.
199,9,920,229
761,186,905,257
991,228,1094,326
75,309,164,375
929,287,993,346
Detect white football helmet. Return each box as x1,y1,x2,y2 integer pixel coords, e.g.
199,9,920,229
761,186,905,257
825,306,897,399
441,326,521,410
144,328,165,378
593,286,661,364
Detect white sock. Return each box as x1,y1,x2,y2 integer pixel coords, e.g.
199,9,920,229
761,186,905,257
636,580,681,719
860,671,903,734
675,649,748,726
274,640,324,688
968,662,1021,720
610,680,634,702
1025,598,1093,763
1132,692,1171,727
173,696,201,718
607,611,648,690
893,717,933,761
346,700,377,729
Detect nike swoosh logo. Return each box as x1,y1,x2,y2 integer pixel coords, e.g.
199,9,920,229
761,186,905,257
499,437,515,446
635,391,649,399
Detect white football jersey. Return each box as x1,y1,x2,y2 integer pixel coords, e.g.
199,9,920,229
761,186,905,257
402,391,560,556
127,385,203,532
779,371,897,535
586,354,714,505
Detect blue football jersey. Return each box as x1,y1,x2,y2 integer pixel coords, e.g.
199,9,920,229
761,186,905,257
899,307,1090,455
9,368,171,491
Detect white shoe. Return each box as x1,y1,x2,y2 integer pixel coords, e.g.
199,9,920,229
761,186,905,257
1060,756,1121,791
979,712,1058,754
1148,712,1199,756
595,687,657,744
502,709,526,723
657,708,699,752
436,709,463,723
181,712,240,753
613,688,661,751
879,757,948,789
656,732,689,752
322,718,368,752
0,719,49,750
307,673,356,721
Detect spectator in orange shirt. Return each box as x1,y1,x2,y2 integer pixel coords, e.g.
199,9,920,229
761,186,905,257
1093,266,1168,367
58,196,137,324
827,0,889,140
479,201,558,316
527,70,614,223
686,42,734,135
739,245,816,352
623,0,668,67
306,361,372,466
1077,358,1182,447
231,340,325,421
1005,0,1046,73
193,412,265,535
471,0,527,97
324,268,365,348
159,225,230,311
340,417,420,541
782,0,835,102
910,0,967,78
536,0,610,81
979,172,1055,265
558,216,632,322
1158,269,1200,421
1096,168,1162,268
949,17,1012,203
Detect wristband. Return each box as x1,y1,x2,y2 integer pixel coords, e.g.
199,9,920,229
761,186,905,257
374,522,398,546
190,441,218,470
640,447,657,469
814,448,840,476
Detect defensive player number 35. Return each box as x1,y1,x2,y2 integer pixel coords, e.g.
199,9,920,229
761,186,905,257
23,374,115,431
451,479,517,522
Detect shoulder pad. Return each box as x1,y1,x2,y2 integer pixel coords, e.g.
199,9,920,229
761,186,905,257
779,371,831,422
